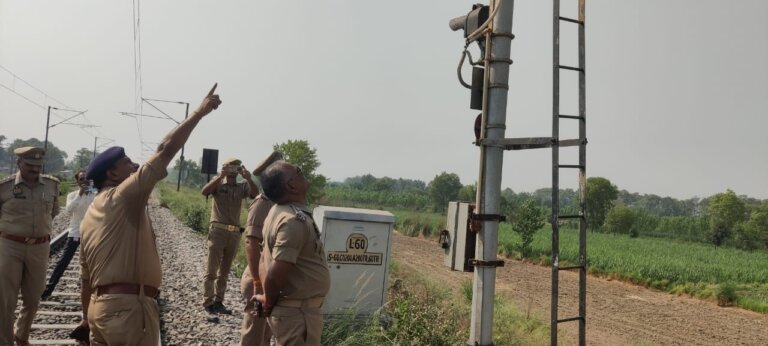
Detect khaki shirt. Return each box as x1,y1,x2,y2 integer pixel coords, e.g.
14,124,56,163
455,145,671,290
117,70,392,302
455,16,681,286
244,194,274,243
0,173,60,238
262,203,330,300
79,154,167,288
210,180,250,226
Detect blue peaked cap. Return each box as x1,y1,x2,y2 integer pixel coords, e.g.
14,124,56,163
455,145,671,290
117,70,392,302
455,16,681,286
85,146,127,180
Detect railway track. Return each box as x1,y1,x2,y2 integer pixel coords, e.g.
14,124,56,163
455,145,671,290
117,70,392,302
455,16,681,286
21,231,80,345
20,197,245,345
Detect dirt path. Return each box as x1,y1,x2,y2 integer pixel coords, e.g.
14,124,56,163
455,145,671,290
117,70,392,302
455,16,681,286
391,232,768,345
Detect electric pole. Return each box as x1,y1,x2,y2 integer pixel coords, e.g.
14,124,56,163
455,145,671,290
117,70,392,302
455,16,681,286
449,1,515,344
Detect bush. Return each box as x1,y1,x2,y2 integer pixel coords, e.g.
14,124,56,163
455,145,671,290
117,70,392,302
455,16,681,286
183,204,208,233
716,283,738,307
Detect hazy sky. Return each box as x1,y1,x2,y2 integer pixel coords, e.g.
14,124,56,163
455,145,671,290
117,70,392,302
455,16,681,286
1,1,766,199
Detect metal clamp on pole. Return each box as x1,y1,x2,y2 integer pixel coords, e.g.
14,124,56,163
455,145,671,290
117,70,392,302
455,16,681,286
491,32,515,40
470,213,507,222
468,259,505,268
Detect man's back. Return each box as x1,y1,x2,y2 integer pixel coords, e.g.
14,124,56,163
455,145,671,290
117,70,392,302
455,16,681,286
80,154,167,288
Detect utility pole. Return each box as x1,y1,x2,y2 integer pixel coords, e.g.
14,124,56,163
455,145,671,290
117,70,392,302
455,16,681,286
471,1,514,345
450,1,515,345
177,103,189,192
93,136,114,159
44,106,88,172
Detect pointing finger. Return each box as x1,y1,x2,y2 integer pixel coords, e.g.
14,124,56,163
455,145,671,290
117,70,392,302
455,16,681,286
207,83,218,96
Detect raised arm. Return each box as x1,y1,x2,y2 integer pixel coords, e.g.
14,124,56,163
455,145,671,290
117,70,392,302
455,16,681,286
201,172,225,196
155,83,222,169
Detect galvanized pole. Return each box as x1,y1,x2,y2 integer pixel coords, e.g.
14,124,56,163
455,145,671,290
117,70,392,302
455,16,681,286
44,106,51,152
43,106,51,172
176,103,190,192
470,0,514,345
93,137,97,159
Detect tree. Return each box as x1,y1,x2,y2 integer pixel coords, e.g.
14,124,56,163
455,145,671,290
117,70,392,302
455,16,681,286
511,200,545,256
0,135,9,168
67,147,94,172
6,137,68,173
603,205,637,237
172,158,206,187
273,139,327,204
457,183,476,202
427,172,462,212
586,177,618,231
741,205,768,250
707,190,747,246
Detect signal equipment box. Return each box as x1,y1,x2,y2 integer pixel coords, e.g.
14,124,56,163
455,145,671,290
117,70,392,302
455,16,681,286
440,202,476,272
313,206,395,316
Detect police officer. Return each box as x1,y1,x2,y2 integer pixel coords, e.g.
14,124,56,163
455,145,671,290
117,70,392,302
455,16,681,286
240,151,282,346
201,156,257,314
255,161,330,346
0,146,60,345
78,84,221,345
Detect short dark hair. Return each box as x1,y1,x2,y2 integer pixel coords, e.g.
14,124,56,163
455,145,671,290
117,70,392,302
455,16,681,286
260,163,287,202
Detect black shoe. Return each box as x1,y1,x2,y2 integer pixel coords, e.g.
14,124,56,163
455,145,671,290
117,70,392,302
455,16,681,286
211,301,232,315
205,305,216,314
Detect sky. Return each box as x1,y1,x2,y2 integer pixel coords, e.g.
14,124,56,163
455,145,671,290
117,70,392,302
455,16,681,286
1,0,766,200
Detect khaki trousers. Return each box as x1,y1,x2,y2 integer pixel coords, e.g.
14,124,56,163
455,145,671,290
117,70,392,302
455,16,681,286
0,237,49,344
88,293,159,346
203,227,242,307
240,272,272,345
267,306,323,346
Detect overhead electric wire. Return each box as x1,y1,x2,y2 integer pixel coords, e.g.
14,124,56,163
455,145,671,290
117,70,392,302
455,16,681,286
0,65,71,109
0,66,108,140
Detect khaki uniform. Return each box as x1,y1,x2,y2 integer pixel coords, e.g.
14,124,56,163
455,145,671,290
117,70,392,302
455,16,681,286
240,195,274,345
80,154,167,345
262,203,330,346
0,173,59,344
204,180,250,307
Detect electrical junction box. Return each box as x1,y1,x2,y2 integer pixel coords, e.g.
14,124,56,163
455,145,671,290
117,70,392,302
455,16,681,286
313,206,395,316
441,201,476,272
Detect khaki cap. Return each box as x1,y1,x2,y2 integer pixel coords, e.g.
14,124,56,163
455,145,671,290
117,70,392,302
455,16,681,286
252,151,283,176
14,146,46,165
222,157,242,166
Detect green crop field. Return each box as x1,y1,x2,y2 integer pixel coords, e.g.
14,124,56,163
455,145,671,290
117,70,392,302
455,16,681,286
496,225,768,313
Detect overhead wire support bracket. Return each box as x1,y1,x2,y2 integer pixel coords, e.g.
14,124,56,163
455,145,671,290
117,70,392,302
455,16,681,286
141,98,180,124
48,109,88,128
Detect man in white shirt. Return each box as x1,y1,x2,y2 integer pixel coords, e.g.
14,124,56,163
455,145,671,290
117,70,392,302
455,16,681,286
42,170,95,299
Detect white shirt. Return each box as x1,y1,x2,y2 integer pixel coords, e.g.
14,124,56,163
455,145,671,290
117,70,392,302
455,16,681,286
64,189,95,239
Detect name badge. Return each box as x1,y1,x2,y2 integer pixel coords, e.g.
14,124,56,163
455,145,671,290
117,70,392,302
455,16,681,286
13,186,26,199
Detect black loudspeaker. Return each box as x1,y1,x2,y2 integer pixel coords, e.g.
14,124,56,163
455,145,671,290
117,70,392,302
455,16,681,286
201,149,219,175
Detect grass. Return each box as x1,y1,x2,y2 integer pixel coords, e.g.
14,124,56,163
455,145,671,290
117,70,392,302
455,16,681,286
321,260,550,346
391,209,445,238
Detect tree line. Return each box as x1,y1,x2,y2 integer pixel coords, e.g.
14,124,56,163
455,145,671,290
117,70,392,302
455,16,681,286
4,135,766,251
0,135,93,175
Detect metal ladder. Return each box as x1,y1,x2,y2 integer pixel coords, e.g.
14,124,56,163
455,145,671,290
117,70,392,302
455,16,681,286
551,0,587,345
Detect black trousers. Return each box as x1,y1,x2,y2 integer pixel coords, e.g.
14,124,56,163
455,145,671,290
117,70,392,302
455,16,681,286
46,237,80,291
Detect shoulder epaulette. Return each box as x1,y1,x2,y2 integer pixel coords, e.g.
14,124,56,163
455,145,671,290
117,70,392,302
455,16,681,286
289,204,306,222
41,174,60,183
